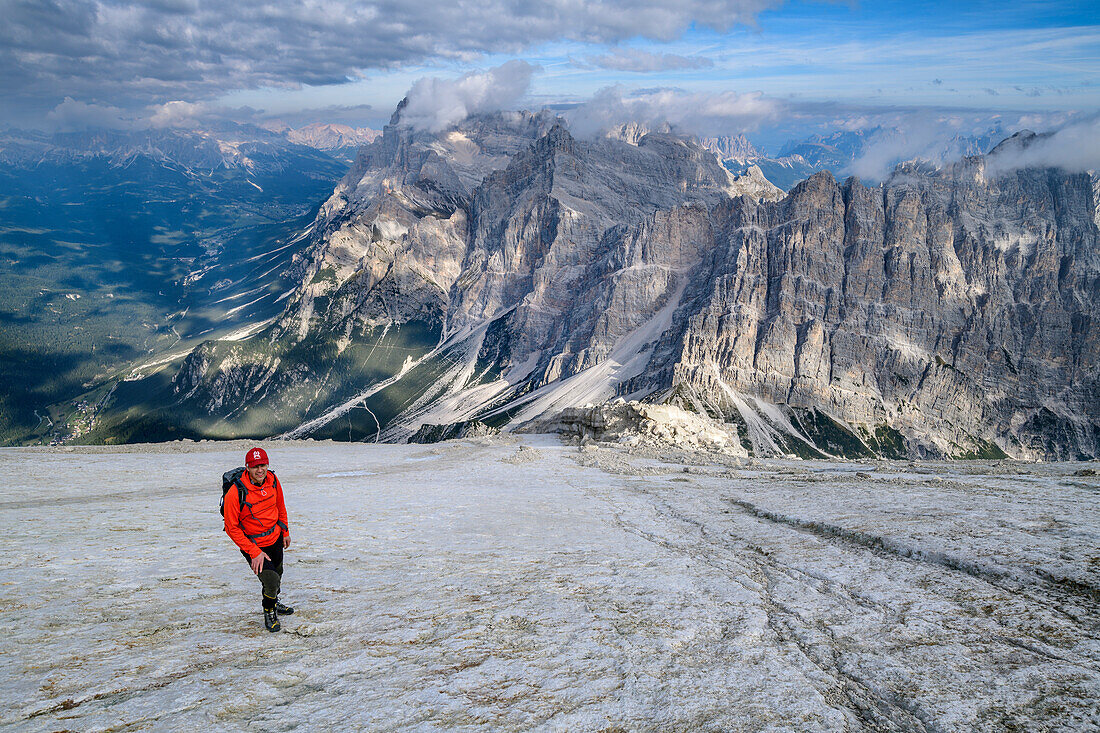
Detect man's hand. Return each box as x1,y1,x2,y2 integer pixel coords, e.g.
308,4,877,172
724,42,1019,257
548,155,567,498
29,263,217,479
250,551,271,575
282,532,291,550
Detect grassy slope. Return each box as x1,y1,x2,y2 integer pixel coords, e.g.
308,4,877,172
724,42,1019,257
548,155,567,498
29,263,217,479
0,154,344,444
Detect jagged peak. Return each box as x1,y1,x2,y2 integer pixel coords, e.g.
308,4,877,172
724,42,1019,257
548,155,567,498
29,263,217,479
788,168,838,194
987,129,1043,156
698,134,760,161
535,122,576,155
727,164,784,202
389,97,409,127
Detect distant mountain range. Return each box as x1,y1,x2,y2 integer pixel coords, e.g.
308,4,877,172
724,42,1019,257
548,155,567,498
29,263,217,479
284,123,382,162
0,123,358,443
0,122,382,168
714,127,1007,192
27,105,1096,459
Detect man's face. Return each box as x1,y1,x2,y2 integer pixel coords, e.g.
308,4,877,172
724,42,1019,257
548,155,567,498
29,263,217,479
247,464,268,484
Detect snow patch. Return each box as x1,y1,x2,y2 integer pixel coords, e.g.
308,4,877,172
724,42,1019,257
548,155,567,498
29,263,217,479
503,278,688,427
224,294,270,318
221,317,277,342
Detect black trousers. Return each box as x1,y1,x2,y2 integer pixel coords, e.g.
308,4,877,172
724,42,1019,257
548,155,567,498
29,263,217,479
241,536,284,608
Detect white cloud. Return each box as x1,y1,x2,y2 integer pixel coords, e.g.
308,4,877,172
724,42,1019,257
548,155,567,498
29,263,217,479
148,100,210,128
564,86,780,139
984,117,1100,177
45,98,133,130
834,108,1100,181
587,48,714,72
837,111,1003,180
398,61,537,132
2,0,782,123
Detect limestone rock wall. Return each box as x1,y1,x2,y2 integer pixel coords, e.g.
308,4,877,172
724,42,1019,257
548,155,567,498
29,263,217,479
659,165,1100,458
141,108,1099,458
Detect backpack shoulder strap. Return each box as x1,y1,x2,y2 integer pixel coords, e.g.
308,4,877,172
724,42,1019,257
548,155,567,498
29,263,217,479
235,476,250,510
269,471,288,533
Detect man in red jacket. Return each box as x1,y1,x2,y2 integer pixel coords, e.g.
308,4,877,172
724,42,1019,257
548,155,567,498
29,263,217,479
224,447,293,632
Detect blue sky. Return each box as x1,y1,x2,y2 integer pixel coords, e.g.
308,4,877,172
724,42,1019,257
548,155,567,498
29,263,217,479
217,1,1098,133
4,0,1097,152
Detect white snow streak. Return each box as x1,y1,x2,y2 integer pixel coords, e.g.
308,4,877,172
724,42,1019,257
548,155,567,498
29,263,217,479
221,316,278,342
281,336,423,440
224,294,270,318
504,277,688,427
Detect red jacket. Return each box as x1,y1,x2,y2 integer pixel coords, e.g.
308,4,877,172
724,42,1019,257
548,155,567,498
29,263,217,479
224,470,288,558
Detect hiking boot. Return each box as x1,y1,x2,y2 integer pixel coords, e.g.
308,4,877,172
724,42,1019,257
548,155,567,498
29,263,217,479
275,601,294,615
263,606,281,632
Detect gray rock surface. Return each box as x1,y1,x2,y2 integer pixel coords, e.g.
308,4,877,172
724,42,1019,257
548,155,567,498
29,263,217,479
647,162,1100,459
524,401,748,455
698,134,759,161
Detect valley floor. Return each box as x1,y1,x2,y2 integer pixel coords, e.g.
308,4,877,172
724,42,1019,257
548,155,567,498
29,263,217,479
0,437,1097,731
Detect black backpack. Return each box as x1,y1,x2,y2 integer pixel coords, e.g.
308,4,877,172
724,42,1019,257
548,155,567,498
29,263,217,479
220,467,248,517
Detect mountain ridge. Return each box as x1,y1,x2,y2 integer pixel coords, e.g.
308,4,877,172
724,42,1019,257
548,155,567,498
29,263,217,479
32,108,1100,459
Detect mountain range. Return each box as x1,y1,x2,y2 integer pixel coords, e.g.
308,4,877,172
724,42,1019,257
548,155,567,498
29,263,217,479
283,123,382,162
718,127,1008,192
37,105,1097,460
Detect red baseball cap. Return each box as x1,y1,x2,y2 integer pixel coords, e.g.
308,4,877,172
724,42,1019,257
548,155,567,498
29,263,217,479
245,447,269,467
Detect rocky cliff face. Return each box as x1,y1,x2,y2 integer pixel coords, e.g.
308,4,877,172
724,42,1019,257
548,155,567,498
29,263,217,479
699,134,759,161
644,162,1100,459
100,109,1099,459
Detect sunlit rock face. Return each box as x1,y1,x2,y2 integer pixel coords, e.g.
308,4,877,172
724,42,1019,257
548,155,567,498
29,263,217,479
117,107,1098,459
698,133,760,161
652,164,1100,459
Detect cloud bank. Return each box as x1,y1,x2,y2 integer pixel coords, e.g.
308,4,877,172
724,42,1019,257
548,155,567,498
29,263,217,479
845,113,1000,180
148,100,212,129
397,61,536,132
839,109,1096,181
565,86,781,139
984,117,1100,177
1,0,782,123
46,97,134,131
